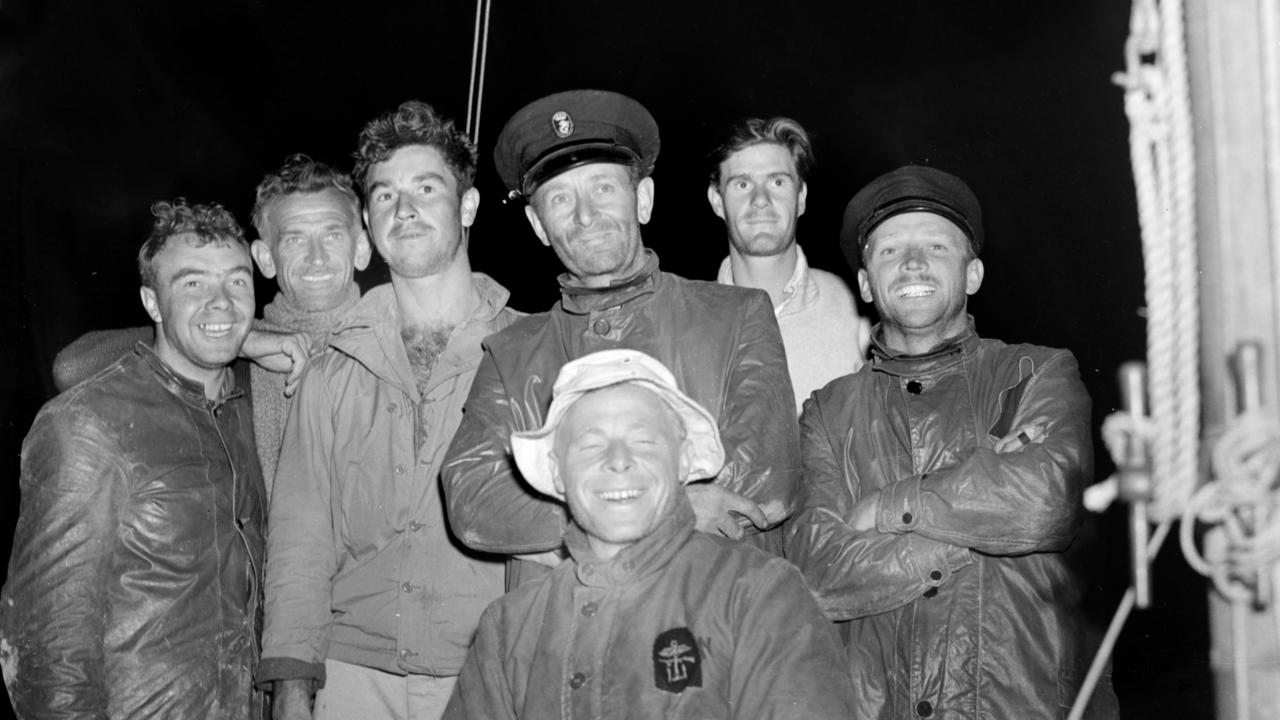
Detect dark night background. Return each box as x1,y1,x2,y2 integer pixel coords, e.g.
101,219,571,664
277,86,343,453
1,1,1214,717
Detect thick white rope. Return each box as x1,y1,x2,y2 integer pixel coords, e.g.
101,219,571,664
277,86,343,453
1072,0,1201,712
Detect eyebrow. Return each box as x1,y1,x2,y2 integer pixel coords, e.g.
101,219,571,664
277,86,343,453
369,171,450,192
169,264,253,283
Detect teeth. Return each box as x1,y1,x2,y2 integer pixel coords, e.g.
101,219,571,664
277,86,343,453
897,284,935,298
201,323,232,332
598,488,644,502
302,273,334,282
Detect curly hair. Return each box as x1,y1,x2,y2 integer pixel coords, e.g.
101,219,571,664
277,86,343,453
707,116,815,186
138,199,247,289
251,153,360,242
352,100,477,199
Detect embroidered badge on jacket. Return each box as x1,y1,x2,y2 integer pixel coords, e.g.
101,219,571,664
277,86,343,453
653,627,701,693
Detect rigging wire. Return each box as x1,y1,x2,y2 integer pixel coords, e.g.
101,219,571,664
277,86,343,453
465,0,493,146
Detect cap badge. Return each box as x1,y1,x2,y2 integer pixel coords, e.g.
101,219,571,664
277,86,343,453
551,111,574,138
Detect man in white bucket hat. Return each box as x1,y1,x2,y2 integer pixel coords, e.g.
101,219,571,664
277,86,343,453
443,349,852,719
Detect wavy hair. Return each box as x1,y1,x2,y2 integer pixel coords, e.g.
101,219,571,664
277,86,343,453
251,153,360,242
352,100,477,199
138,199,246,289
707,116,814,186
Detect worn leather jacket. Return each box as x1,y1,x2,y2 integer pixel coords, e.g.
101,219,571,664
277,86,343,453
1,344,265,719
787,322,1117,719
442,251,800,558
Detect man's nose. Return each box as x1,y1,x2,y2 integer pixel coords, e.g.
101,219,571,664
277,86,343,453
750,184,771,207
395,193,417,220
306,236,330,265
901,246,928,270
574,193,598,226
603,439,635,473
207,282,232,309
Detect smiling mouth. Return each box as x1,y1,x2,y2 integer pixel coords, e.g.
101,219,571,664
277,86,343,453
597,488,645,503
200,322,235,338
896,283,936,298
300,272,336,283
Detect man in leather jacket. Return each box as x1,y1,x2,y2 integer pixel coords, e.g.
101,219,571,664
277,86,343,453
786,166,1118,719
1,199,267,719
442,90,800,580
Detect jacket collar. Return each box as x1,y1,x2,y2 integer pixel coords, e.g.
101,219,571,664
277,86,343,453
565,491,696,588
716,245,818,318
868,315,980,377
134,341,243,409
557,249,661,315
327,273,511,397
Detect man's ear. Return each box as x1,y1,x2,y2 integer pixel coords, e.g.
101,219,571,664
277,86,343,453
250,240,277,279
678,437,695,481
353,229,373,271
549,450,567,497
706,184,726,220
965,257,985,296
139,286,162,324
524,204,552,247
460,187,481,229
797,181,808,218
636,176,655,225
857,267,874,304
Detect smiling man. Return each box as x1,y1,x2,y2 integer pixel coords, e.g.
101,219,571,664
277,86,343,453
1,200,267,718
443,91,800,581
50,154,367,491
444,349,853,719
706,117,868,410
786,166,1116,718
258,101,519,720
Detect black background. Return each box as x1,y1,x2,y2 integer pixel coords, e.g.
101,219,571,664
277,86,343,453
1,1,1213,716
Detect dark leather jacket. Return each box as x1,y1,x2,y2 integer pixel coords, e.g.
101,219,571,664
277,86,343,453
1,344,266,719
442,252,800,557
787,323,1117,719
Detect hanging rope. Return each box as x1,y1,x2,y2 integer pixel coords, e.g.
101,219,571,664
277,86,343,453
1112,0,1200,522
1071,0,1200,713
465,0,493,146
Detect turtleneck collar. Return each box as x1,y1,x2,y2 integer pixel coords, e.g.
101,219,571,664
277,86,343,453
259,283,361,339
868,314,980,377
564,490,696,588
557,249,661,315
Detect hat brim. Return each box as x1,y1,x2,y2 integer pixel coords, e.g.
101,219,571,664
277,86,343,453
521,141,641,198
510,378,724,501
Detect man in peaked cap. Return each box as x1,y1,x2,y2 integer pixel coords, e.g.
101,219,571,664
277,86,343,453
443,350,853,719
786,165,1118,718
443,90,800,583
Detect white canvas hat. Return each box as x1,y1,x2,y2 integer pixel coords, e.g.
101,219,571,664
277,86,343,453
510,349,725,500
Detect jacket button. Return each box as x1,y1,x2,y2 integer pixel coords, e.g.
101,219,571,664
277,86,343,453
902,512,913,524
395,465,405,474
916,700,933,717
592,319,611,335
907,380,923,394
408,521,422,532
400,649,412,659
569,672,587,689
402,582,414,592
387,403,397,412
929,569,943,581
582,602,598,617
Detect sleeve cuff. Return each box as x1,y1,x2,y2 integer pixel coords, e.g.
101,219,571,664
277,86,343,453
877,473,923,534
255,657,326,690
